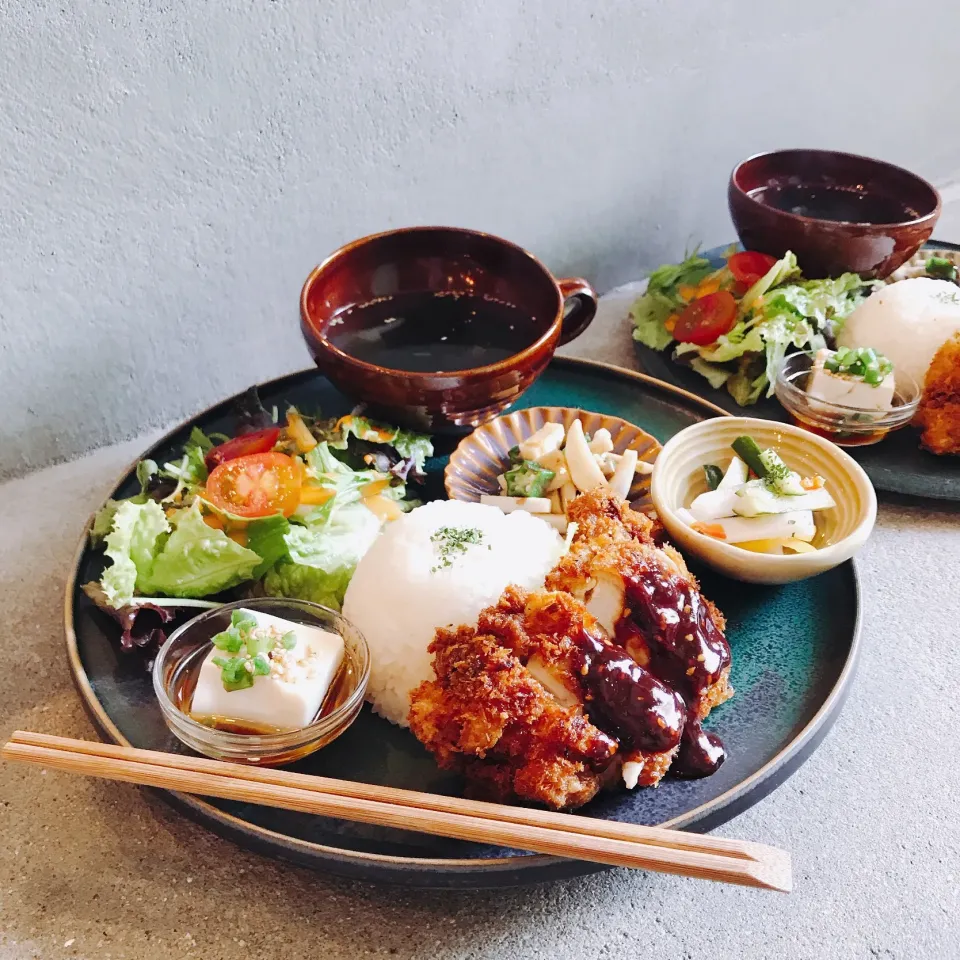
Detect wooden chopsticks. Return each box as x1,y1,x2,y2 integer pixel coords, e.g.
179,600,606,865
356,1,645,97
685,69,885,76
2,731,791,891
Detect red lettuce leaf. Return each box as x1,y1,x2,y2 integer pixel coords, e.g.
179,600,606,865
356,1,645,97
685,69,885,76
81,582,175,652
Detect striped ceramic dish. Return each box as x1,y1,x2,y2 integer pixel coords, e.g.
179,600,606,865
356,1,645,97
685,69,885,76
444,406,661,510
651,416,877,584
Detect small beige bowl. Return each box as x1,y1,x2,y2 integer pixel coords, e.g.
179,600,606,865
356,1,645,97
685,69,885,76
445,406,661,509
651,417,877,584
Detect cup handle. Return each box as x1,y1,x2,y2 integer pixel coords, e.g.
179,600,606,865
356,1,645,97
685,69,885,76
557,277,598,345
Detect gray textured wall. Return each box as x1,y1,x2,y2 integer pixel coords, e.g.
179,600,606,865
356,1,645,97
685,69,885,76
3,0,960,478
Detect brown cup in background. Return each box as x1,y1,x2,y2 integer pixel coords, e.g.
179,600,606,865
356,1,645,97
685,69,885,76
729,149,940,278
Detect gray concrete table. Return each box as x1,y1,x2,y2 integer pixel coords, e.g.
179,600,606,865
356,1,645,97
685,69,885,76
2,304,958,960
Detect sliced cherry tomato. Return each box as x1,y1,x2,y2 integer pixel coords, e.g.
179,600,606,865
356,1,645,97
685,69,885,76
204,452,301,518
672,290,738,346
205,427,281,471
727,251,777,288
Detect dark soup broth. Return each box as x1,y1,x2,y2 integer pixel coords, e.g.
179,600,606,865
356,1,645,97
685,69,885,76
749,183,919,224
326,292,541,373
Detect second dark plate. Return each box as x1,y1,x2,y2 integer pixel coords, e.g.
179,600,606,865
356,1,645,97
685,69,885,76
628,241,960,500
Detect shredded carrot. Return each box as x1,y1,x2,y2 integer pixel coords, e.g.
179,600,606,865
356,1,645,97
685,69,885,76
801,475,825,491
664,315,678,333
695,276,722,297
363,494,403,523
692,521,727,540
286,410,318,453
202,512,224,530
677,284,697,301
228,529,248,547
299,486,334,506
361,477,391,498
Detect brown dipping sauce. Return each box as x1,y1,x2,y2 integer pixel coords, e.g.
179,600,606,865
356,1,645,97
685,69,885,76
325,292,541,373
748,183,920,224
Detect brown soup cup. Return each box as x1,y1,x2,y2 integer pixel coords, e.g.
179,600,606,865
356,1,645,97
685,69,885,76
729,149,940,278
300,226,597,433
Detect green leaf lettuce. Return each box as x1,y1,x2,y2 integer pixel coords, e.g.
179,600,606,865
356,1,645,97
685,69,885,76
263,502,382,610
630,252,714,352
99,501,262,604
100,500,170,606
141,503,262,598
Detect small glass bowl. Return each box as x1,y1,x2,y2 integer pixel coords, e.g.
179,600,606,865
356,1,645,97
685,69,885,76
774,352,921,447
152,598,370,765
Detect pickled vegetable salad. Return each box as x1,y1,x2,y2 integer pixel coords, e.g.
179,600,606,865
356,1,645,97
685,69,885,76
631,249,878,405
84,403,432,649
676,435,836,555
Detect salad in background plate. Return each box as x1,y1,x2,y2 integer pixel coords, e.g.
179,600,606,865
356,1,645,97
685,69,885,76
631,248,878,405
83,390,432,652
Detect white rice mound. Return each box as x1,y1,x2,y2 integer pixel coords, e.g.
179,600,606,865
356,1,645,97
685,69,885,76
342,500,565,726
838,277,960,389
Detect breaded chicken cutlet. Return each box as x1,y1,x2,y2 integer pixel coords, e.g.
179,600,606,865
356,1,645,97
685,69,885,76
408,597,618,809
409,489,734,809
916,334,960,455
409,587,686,808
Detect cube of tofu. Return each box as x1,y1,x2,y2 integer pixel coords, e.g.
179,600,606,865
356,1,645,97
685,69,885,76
518,423,565,462
559,481,579,512
545,464,571,492
190,610,345,732
587,428,614,455
807,349,895,411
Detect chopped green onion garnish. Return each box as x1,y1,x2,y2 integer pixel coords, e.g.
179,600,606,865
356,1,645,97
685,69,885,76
823,346,892,386
211,627,244,653
231,610,258,632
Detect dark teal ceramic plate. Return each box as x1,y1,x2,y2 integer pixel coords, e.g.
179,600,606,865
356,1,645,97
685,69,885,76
66,357,861,888
631,240,960,500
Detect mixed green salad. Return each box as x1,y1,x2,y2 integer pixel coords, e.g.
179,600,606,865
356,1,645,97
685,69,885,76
631,248,878,405
83,390,432,652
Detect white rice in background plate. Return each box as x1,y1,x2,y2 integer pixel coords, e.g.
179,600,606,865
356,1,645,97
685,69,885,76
838,276,960,389
342,500,565,726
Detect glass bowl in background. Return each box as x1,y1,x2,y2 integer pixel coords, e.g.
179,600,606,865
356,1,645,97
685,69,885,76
153,598,370,765
774,352,921,447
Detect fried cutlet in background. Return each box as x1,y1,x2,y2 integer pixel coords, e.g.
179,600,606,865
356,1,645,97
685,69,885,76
916,333,960,455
